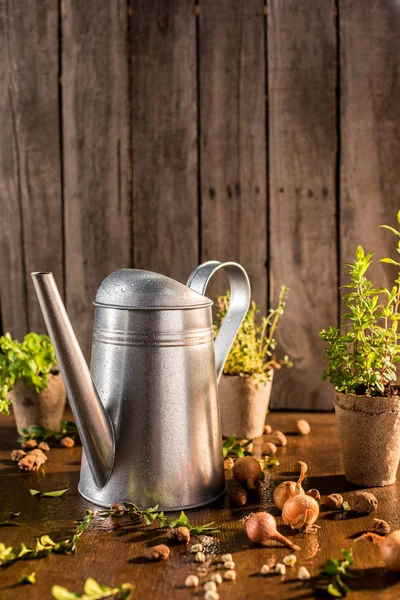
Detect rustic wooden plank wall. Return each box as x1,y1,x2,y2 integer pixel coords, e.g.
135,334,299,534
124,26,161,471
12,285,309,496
1,0,400,409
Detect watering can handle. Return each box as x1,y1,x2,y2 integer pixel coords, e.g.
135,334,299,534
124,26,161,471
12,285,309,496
187,261,251,383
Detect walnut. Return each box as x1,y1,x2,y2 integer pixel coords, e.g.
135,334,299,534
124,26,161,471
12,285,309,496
371,518,391,535
11,449,26,462
38,442,50,452
21,440,37,450
60,437,75,448
165,526,190,544
144,544,170,561
18,454,41,472
29,449,47,465
349,491,378,514
325,493,343,509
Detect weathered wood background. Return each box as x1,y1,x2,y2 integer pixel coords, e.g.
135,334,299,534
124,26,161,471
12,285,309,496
1,0,400,410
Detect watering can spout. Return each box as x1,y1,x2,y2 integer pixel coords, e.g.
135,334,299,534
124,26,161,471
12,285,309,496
31,272,114,489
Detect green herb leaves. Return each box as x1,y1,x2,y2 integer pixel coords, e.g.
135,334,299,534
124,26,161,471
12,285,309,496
223,435,253,458
18,420,78,444
0,509,94,567
317,549,356,597
52,578,134,600
320,220,400,396
214,286,291,383
101,503,219,536
30,489,68,498
21,572,36,584
0,333,57,416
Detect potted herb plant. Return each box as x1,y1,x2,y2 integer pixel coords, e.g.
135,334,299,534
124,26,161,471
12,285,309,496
215,286,291,439
0,332,66,434
320,215,400,487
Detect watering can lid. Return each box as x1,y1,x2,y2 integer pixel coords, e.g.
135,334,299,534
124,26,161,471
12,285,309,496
93,269,213,310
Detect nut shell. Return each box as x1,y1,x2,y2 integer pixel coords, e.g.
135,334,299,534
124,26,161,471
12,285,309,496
349,491,378,514
296,419,311,435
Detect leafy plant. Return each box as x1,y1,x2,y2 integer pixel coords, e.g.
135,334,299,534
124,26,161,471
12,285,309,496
317,549,356,597
0,509,94,567
18,420,78,444
214,286,291,385
321,216,400,396
0,332,58,415
52,578,134,600
100,503,219,536
222,435,253,458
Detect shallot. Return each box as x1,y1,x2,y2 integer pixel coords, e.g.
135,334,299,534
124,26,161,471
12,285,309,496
282,494,319,529
357,531,400,571
244,512,300,551
273,461,306,510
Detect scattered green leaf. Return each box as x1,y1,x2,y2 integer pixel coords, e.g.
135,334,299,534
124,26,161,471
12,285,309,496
21,572,36,584
10,512,21,518
29,489,41,496
316,549,356,597
0,521,19,527
29,489,68,498
18,420,78,444
51,578,134,600
222,435,253,458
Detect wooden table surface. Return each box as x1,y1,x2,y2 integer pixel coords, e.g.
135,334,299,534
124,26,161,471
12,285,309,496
1,411,399,599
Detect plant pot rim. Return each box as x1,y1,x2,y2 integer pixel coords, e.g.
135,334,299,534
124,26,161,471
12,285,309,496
222,369,274,379
334,388,400,415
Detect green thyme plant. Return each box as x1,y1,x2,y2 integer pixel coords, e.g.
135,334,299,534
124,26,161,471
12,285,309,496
0,332,57,416
320,213,400,396
214,286,291,385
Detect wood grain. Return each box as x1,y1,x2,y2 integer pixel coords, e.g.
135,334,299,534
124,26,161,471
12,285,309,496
199,0,267,310
131,0,198,283
0,0,63,338
62,0,130,359
340,0,400,290
0,410,399,599
268,0,338,409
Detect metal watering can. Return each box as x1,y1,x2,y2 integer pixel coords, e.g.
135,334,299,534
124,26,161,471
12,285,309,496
32,262,250,510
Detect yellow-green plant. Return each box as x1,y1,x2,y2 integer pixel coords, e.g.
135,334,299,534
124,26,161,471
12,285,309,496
214,286,291,385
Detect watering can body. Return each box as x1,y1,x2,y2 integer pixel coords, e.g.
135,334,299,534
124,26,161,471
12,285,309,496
32,262,250,510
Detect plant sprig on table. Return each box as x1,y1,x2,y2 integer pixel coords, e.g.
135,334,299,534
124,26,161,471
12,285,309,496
320,218,400,396
214,286,291,385
18,420,78,444
0,333,58,416
0,509,94,567
223,435,253,458
52,578,134,600
317,549,357,597
100,503,219,536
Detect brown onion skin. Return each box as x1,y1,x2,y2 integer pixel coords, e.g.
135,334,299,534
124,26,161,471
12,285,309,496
244,512,300,551
282,494,319,529
362,531,400,571
273,481,304,510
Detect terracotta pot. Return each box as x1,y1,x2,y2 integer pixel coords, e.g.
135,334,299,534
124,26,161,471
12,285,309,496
218,372,274,439
334,390,400,487
8,373,67,434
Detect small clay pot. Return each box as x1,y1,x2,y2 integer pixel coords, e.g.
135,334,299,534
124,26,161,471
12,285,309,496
334,390,400,487
218,372,274,439
8,373,67,434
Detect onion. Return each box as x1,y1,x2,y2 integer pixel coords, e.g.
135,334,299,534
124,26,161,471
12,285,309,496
244,512,300,551
358,531,400,571
273,461,306,510
282,494,319,529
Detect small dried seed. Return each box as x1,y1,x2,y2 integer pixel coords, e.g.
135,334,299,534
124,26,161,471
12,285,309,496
224,561,235,570
221,553,232,562
210,573,223,584
195,551,206,563
60,436,75,448
204,591,219,600
298,566,311,580
296,419,311,435
263,424,272,435
371,518,391,535
283,554,297,567
21,440,37,450
144,544,170,561
191,543,203,553
269,431,287,446
275,563,286,575
260,564,270,575
223,570,236,581
11,449,26,462
185,575,199,588
204,581,217,592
